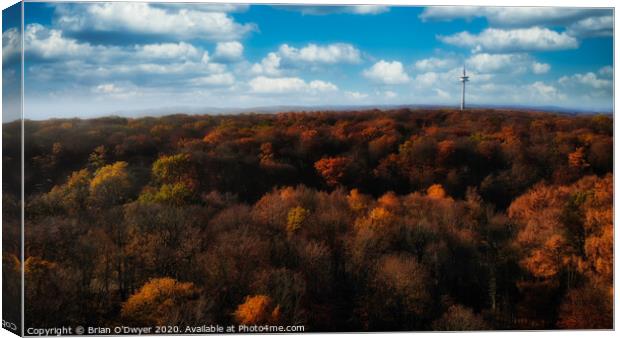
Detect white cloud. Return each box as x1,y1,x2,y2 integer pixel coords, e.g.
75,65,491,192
201,52,211,64
348,5,390,15
214,41,244,61
25,23,97,59
466,53,530,73
415,72,440,86
414,57,457,72
278,43,361,64
56,3,255,41
363,60,410,84
532,62,551,74
249,76,338,94
567,15,613,37
420,7,607,28
384,90,397,98
93,83,123,94
345,91,368,100
439,27,578,53
24,23,211,65
465,53,549,75
433,88,450,99
293,5,389,16
190,73,235,86
91,83,140,99
250,53,282,76
308,80,338,91
559,72,612,90
527,81,564,101
152,3,250,13
2,28,20,63
136,42,202,60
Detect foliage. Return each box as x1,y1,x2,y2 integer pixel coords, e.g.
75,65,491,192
286,206,309,234
89,161,132,206
16,109,613,330
234,295,281,325
121,278,199,326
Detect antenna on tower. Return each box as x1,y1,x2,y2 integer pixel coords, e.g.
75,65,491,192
459,66,469,111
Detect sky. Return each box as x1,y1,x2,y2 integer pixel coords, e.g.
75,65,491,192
1,3,614,119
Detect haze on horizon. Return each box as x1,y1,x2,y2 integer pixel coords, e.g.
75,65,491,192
2,3,614,120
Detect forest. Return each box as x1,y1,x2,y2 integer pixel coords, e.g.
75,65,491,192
2,108,613,331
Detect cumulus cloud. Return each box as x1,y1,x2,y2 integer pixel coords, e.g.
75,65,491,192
526,81,564,101
566,15,613,38
93,83,123,94
466,53,531,73
151,3,250,13
559,72,612,90
135,42,203,61
420,7,607,28
288,5,389,16
363,60,410,84
2,28,20,63
414,57,457,72
25,23,99,59
439,27,578,53
190,73,236,87
415,72,441,87
278,43,361,64
249,76,338,94
532,62,551,74
251,53,282,76
308,80,338,91
55,3,255,41
412,67,494,96
384,90,398,98
22,22,237,101
91,83,140,99
345,91,368,100
214,41,244,61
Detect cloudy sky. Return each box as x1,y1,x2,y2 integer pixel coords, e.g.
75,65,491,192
2,3,614,119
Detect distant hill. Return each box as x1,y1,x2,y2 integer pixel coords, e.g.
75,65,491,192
100,103,612,119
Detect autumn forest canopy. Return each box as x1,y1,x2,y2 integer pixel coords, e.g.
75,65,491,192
2,108,613,331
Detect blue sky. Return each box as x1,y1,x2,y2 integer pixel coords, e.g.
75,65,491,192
2,3,614,119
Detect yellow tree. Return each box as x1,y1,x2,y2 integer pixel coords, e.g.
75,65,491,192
286,206,309,235
89,161,132,207
121,278,199,326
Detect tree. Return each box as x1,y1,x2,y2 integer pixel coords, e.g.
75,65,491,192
147,154,198,205
121,278,200,326
432,304,489,331
568,146,589,169
250,268,307,324
347,189,372,214
88,145,107,171
89,161,132,207
234,295,281,325
557,286,612,329
44,169,91,214
152,153,195,184
427,184,447,199
363,254,432,330
314,156,352,187
24,256,79,327
286,206,309,235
